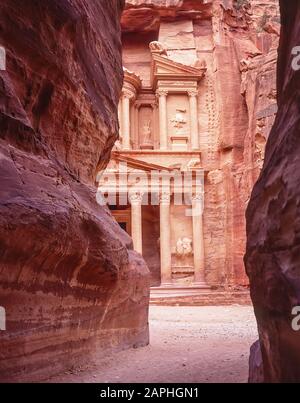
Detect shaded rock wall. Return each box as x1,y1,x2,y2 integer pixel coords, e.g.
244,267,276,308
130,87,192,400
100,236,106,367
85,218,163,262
246,0,300,383
0,0,150,382
122,0,279,288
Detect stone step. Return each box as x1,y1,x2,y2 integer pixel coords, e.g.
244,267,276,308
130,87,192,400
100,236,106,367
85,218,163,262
150,289,251,306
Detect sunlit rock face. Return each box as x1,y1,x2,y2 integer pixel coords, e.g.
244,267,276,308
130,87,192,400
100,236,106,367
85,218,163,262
122,0,279,289
246,0,300,383
0,0,150,382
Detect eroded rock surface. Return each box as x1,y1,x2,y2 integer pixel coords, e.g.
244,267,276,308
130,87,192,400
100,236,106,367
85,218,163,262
0,0,149,382
245,0,300,383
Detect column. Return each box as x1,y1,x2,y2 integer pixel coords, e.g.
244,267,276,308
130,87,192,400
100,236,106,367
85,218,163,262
157,89,168,150
134,104,140,149
192,193,207,286
118,100,122,137
188,89,200,150
129,192,143,254
122,92,131,150
160,191,172,285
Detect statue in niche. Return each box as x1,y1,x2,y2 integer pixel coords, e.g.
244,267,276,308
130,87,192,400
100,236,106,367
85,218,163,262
140,119,153,150
176,237,193,257
171,109,187,135
143,120,152,142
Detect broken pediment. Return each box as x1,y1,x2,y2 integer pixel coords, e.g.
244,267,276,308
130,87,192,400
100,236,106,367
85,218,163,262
112,152,173,172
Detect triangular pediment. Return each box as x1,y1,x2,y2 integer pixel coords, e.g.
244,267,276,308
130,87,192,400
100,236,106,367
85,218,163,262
151,54,206,84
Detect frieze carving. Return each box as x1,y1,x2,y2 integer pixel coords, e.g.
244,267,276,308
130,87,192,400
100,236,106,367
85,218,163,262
171,109,187,135
176,237,193,257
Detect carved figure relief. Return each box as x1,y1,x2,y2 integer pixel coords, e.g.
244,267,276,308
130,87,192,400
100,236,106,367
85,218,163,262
139,105,154,150
142,120,152,144
171,109,187,135
149,41,167,56
186,158,201,171
176,237,193,257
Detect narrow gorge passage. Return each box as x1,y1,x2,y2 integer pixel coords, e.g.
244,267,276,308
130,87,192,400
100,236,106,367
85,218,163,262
48,306,257,384
4,0,300,384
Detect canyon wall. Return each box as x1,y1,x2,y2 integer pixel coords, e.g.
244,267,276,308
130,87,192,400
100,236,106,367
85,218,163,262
0,0,150,382
246,0,300,382
122,0,279,289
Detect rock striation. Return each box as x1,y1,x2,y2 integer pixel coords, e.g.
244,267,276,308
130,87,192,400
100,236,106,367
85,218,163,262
246,0,300,383
0,0,150,382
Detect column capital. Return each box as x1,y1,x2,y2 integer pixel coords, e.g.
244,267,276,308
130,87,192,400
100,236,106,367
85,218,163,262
129,191,144,204
188,89,199,97
191,191,204,204
160,191,171,205
192,192,204,203
156,89,169,97
122,89,135,100
192,192,204,216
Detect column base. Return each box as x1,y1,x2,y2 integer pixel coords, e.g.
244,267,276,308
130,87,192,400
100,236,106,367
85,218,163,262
193,281,210,289
160,280,173,287
150,288,251,306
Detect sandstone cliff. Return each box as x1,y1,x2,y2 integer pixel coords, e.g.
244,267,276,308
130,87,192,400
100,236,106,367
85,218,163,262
246,0,300,382
0,0,149,382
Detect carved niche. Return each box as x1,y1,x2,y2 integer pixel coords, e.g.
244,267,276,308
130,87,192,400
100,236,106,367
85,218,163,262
138,105,155,150
168,95,190,151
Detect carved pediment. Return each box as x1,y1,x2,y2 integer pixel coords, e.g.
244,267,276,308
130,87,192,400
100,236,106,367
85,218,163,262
151,54,206,87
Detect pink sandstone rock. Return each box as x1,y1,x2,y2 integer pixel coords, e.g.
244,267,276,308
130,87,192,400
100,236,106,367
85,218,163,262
0,0,150,382
246,0,300,383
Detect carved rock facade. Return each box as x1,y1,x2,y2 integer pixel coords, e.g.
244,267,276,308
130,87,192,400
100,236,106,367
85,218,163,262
98,0,280,298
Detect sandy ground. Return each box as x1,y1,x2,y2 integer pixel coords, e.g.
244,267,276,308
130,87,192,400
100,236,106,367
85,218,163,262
48,305,257,383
